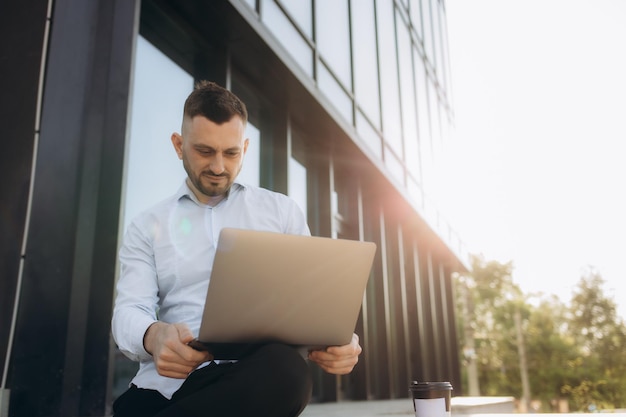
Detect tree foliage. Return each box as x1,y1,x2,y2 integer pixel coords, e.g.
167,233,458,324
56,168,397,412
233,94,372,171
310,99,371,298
455,259,626,412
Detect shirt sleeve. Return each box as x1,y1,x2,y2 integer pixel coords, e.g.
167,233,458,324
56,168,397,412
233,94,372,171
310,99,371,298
111,219,159,362
282,195,311,237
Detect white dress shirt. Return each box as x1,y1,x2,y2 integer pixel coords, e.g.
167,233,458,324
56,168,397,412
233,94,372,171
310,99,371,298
112,180,310,399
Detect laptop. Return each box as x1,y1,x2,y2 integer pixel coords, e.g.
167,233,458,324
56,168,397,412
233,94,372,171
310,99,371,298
189,228,376,359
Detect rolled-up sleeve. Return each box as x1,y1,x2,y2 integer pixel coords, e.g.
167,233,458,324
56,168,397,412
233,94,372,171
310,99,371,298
112,219,159,362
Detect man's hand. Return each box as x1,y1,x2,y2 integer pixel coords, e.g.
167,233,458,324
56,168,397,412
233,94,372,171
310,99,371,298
144,322,213,378
308,333,362,375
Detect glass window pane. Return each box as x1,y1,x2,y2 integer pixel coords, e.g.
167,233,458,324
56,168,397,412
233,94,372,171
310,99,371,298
315,0,351,89
420,0,434,62
429,82,441,146
431,101,444,187
288,156,307,219
262,0,313,77
356,110,382,159
414,51,430,180
115,35,194,400
384,146,405,186
439,6,452,96
237,122,261,187
123,36,192,230
408,176,423,209
280,0,312,38
318,63,352,124
432,0,444,83
428,80,441,174
376,0,403,157
352,0,380,127
396,12,420,179
409,0,423,40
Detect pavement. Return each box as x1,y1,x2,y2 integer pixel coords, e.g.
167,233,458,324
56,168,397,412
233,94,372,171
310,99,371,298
301,399,414,417
300,398,626,417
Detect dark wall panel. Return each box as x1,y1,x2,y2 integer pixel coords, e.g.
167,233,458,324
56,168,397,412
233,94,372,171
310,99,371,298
5,0,139,415
0,0,49,383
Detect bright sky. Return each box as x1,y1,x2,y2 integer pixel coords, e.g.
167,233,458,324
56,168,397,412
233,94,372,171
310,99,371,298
442,0,626,319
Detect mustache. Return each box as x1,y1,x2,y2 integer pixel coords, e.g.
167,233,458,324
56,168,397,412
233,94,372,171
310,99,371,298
202,171,229,178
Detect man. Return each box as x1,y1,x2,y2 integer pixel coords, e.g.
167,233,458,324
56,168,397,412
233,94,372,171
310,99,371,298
111,81,362,417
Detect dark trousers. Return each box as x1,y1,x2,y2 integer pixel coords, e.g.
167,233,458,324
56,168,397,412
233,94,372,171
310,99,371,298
113,344,312,417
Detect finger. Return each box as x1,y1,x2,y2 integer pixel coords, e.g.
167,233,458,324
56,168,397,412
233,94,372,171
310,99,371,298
159,325,207,364
308,348,348,363
325,345,361,357
174,323,196,343
309,351,359,374
312,353,359,368
164,344,210,367
321,334,360,354
154,358,197,378
323,344,362,359
316,359,358,375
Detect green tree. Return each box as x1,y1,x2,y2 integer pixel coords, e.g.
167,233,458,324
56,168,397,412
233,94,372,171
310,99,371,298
456,259,626,411
563,268,626,411
525,296,578,410
455,255,527,400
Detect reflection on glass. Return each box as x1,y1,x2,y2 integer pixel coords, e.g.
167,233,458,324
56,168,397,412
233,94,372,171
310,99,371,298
432,0,444,84
425,80,441,193
318,63,352,124
429,81,441,147
420,0,434,62
414,51,430,183
261,0,313,77
384,146,406,186
352,0,380,127
288,156,307,220
123,36,192,231
356,110,382,159
396,12,420,179
114,35,194,401
377,0,403,157
439,9,452,96
237,122,260,187
410,0,423,40
408,176,424,210
280,0,312,38
315,0,352,89
331,189,342,239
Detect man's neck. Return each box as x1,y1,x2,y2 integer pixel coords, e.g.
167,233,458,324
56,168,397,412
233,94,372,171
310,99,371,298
186,178,228,207
204,194,226,207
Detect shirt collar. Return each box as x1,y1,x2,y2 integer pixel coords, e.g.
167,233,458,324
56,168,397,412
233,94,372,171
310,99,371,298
175,179,246,206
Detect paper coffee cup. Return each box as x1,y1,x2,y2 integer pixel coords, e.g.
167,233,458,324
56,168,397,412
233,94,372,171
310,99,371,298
409,381,453,417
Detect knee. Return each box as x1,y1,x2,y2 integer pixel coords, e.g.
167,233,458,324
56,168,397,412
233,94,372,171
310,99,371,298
257,343,311,386
246,344,312,410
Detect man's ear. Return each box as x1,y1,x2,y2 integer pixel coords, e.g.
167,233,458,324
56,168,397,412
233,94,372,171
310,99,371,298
171,132,183,159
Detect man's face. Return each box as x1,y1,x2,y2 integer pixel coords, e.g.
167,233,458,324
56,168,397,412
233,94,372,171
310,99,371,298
171,115,248,203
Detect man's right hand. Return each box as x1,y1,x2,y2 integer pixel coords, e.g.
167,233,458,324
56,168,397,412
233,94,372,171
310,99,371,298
144,322,213,379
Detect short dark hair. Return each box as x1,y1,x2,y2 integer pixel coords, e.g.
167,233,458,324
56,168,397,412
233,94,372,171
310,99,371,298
183,80,248,125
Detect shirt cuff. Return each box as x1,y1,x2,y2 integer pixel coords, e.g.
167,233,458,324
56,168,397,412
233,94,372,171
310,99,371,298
120,316,158,362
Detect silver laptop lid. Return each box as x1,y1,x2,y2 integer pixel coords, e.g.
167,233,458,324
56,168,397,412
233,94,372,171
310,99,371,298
196,228,376,351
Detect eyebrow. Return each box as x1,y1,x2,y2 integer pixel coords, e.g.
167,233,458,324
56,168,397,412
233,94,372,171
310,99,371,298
193,144,241,152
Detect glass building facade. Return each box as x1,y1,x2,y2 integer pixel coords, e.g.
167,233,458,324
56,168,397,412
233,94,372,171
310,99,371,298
1,0,467,415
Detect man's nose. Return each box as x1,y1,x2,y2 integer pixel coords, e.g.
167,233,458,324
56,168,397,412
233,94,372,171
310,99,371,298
210,153,225,174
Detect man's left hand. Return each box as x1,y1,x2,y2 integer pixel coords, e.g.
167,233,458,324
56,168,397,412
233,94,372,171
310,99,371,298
308,333,362,375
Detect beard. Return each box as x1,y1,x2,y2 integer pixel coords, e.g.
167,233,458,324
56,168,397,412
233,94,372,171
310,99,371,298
182,154,239,199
